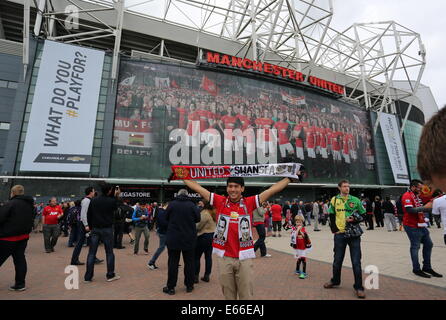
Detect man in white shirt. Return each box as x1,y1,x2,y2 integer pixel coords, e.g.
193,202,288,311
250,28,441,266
432,193,446,245
70,187,103,265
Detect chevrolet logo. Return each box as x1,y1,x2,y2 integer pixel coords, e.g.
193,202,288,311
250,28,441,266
67,156,85,162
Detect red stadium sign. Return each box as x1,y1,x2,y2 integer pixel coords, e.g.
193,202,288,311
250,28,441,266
203,51,345,95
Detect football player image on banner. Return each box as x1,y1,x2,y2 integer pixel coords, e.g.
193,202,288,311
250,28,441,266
111,59,377,185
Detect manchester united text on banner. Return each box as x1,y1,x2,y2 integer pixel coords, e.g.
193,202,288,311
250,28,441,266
203,51,345,95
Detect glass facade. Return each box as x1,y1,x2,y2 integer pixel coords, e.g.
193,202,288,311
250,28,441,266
370,112,394,185
403,120,422,180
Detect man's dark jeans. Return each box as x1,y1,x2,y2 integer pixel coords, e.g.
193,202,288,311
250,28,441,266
194,233,213,277
254,224,267,256
113,222,125,248
149,232,167,265
84,227,115,281
404,225,433,271
0,239,28,287
71,224,87,264
331,233,364,290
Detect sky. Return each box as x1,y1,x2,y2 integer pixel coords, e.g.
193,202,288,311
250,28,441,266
330,0,446,109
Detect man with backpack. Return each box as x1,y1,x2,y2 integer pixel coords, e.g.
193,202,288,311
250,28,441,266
132,201,151,255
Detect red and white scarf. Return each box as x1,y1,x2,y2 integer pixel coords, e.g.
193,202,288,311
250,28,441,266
409,191,429,228
169,163,302,181
212,198,255,260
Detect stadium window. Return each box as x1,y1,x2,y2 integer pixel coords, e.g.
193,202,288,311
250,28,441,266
0,122,10,130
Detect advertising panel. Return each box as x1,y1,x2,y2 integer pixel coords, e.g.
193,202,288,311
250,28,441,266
20,40,104,172
111,59,377,184
379,112,410,184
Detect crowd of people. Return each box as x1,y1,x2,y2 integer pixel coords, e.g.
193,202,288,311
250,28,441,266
0,177,445,298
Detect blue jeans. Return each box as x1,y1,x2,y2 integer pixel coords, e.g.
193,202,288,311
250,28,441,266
71,224,86,264
404,225,433,271
149,232,167,265
331,233,363,290
254,224,267,256
84,227,115,280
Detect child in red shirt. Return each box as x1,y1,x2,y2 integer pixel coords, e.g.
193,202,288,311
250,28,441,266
290,215,312,279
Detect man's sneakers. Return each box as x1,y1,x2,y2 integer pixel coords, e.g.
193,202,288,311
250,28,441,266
94,258,104,264
71,261,85,266
295,270,301,275
355,289,366,299
201,275,210,282
9,285,26,292
186,286,194,293
323,281,338,289
261,254,272,258
299,272,307,279
144,249,149,255
163,286,175,295
106,274,121,282
413,270,431,278
422,268,443,278
148,263,158,270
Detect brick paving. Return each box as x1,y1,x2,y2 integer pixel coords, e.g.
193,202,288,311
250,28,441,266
0,231,445,300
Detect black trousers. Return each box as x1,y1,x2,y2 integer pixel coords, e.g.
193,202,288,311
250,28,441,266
194,233,213,277
254,224,267,256
367,214,374,229
375,212,384,227
0,239,28,286
167,248,195,289
113,223,125,248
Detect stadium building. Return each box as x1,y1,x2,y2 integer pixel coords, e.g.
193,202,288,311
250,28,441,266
0,0,440,203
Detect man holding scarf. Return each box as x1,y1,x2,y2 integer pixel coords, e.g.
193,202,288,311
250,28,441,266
401,179,442,279
184,176,293,300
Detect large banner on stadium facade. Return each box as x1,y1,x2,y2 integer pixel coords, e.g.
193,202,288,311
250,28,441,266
20,40,104,172
111,59,377,184
379,112,410,184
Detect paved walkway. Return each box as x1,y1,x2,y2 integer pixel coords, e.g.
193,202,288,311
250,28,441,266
266,222,446,288
0,227,445,300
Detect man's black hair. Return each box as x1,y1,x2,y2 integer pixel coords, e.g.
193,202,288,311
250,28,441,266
410,179,423,188
85,186,94,196
226,177,244,187
100,184,114,195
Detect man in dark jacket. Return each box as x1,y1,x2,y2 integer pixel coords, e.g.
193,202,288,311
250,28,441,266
84,185,121,283
163,190,200,295
0,185,35,291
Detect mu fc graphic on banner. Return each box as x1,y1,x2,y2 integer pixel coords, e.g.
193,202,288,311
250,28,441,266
20,40,104,172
